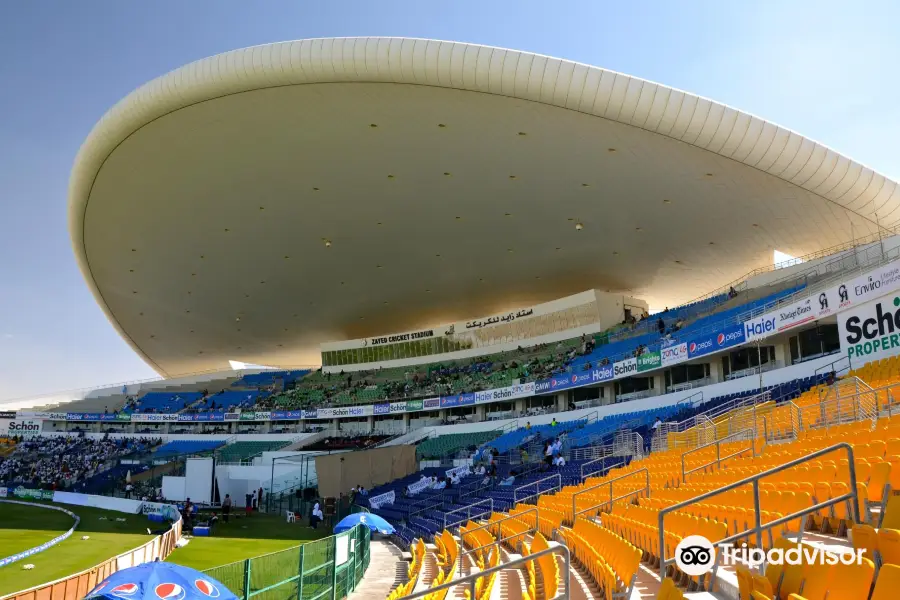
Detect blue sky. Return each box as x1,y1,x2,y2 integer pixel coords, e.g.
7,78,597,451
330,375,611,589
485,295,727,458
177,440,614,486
1,0,898,402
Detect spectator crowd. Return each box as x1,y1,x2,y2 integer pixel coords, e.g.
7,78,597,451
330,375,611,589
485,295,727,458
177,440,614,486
0,436,158,490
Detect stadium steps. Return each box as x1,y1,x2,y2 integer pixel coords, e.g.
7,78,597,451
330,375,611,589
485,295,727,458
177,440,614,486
346,540,406,600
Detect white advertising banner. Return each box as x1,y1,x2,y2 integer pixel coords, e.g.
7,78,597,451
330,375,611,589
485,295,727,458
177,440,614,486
6,419,42,438
18,412,66,420
130,413,179,423
837,292,900,364
368,490,395,509
316,405,374,419
612,358,638,379
52,491,145,514
745,259,900,342
473,382,536,404
661,342,688,367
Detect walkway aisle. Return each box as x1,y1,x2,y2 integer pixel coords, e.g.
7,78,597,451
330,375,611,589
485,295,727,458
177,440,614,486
348,539,406,600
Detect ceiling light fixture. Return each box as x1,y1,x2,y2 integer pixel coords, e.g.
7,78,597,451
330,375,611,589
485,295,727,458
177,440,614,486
575,223,584,231
663,199,672,204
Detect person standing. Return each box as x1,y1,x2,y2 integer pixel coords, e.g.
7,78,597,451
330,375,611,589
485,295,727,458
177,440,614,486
245,492,253,517
222,494,232,522
310,502,323,529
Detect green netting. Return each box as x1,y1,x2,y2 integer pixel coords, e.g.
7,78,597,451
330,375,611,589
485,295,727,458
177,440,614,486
203,524,371,600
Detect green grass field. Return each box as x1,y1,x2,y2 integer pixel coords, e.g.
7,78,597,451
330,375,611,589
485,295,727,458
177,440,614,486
0,502,153,596
0,503,327,598
167,512,326,571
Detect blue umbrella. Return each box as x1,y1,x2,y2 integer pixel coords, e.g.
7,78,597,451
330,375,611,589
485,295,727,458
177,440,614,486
334,513,395,535
84,561,239,600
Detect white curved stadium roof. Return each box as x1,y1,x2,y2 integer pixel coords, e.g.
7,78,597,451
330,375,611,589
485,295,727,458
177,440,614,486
69,37,899,376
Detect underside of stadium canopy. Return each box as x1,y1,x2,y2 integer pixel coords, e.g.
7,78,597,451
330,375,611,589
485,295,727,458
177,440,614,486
70,37,900,377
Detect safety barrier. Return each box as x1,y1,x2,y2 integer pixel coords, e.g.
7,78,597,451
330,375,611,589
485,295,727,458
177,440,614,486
658,443,859,587
2,515,182,600
203,523,370,600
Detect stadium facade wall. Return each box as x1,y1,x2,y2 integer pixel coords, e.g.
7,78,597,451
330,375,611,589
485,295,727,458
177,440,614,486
321,320,606,373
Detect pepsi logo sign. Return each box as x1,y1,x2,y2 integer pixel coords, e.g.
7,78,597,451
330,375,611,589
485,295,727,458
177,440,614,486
194,580,220,598
110,583,140,598
716,333,725,345
155,583,186,600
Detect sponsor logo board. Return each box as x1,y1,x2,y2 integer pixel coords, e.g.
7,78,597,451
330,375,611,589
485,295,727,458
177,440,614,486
745,259,900,341
636,351,661,372
661,342,688,367
838,294,900,362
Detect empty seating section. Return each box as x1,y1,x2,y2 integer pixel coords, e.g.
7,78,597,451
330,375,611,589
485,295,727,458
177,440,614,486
215,440,290,462
387,539,425,600
567,286,804,373
850,354,900,408
559,518,641,600
154,439,224,458
132,391,203,413
568,405,683,449
417,432,500,460
232,369,310,388
196,390,261,412
483,419,586,455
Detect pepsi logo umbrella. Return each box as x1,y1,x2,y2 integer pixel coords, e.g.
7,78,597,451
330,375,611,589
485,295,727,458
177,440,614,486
333,512,394,535
84,561,238,600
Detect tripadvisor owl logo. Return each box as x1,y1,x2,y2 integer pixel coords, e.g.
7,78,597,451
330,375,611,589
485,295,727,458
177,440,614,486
674,535,866,576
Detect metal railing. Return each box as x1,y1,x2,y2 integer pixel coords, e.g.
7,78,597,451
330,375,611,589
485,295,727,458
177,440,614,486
204,522,370,600
761,401,802,442
443,498,494,529
676,228,900,309
658,443,859,585
513,473,562,504
570,468,649,524
580,457,625,480
397,545,571,600
652,390,766,452
680,428,756,480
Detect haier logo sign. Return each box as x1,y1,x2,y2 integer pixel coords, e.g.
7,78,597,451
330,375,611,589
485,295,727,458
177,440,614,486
591,365,614,382
745,316,776,341
373,404,390,415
